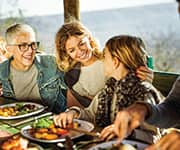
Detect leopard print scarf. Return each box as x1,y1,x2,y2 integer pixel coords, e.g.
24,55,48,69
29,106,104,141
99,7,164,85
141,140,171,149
95,72,158,127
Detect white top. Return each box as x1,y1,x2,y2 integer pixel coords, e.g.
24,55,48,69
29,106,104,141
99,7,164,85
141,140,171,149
73,60,106,98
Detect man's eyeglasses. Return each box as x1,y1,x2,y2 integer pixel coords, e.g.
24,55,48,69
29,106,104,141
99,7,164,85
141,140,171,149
8,42,40,52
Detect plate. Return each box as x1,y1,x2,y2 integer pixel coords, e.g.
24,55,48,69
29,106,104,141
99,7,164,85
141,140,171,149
28,142,44,150
0,102,44,120
88,139,148,150
0,129,12,139
0,134,43,150
21,119,94,143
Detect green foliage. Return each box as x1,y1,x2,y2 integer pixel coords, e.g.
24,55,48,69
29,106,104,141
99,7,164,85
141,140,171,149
143,30,180,73
0,17,25,35
0,0,25,35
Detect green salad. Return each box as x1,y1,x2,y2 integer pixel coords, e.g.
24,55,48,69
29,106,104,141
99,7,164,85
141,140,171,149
33,118,53,128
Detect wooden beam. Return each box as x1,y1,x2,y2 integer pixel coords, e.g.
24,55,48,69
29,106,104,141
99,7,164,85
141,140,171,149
63,0,80,23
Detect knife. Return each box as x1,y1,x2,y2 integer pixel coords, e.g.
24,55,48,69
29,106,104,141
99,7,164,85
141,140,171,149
67,127,100,137
12,112,52,127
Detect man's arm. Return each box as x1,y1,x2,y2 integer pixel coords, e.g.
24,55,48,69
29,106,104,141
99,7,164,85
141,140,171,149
113,77,180,142
147,77,180,128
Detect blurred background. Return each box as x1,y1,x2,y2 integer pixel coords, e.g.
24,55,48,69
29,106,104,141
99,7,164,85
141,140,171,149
0,0,179,72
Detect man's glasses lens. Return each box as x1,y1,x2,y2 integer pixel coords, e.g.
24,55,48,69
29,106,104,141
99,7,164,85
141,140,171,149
18,42,40,51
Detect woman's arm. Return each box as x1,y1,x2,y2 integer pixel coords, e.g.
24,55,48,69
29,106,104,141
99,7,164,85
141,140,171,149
73,93,99,123
66,88,84,108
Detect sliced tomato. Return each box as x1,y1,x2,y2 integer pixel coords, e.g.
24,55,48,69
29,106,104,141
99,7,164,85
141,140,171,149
56,128,68,135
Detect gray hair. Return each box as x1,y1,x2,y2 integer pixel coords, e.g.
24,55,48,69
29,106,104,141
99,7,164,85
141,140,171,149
5,23,36,44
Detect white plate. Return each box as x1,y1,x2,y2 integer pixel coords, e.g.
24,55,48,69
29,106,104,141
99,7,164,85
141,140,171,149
28,142,44,150
0,102,44,120
88,139,148,150
21,119,94,143
0,135,44,150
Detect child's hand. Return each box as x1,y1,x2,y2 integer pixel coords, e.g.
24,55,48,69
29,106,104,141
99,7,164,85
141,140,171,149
53,110,78,128
100,124,116,141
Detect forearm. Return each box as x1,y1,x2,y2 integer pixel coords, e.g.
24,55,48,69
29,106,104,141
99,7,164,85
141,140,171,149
68,95,99,123
78,108,96,123
68,106,96,123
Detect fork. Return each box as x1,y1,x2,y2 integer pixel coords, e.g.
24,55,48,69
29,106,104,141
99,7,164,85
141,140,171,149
73,138,104,150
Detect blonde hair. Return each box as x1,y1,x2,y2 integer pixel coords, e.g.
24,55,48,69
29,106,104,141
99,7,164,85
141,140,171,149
5,23,36,44
55,21,102,72
105,35,148,71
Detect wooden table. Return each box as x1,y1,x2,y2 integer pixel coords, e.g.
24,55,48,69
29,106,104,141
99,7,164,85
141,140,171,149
0,97,101,150
0,97,58,149
0,120,99,150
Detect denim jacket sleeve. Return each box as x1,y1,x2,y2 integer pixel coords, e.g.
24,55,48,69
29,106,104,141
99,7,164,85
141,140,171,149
35,54,67,114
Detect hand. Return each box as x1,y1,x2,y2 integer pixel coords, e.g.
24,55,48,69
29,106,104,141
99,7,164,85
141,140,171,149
136,66,153,83
53,110,78,128
145,131,180,150
114,103,148,143
100,124,116,141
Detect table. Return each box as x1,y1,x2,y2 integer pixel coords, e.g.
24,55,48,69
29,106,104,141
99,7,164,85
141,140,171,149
0,119,99,150
0,97,101,150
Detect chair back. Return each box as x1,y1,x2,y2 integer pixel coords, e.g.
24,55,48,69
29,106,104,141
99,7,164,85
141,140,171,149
153,71,180,97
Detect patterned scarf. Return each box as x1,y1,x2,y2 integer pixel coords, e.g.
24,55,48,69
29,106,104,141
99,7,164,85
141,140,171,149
95,72,158,127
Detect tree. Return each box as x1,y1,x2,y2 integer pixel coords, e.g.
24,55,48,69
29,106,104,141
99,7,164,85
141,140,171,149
0,0,25,35
145,30,180,73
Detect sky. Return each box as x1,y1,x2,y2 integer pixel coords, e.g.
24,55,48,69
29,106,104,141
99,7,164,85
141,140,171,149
0,0,174,18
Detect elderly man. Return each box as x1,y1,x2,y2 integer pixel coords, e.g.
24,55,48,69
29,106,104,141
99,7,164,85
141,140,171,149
0,23,67,113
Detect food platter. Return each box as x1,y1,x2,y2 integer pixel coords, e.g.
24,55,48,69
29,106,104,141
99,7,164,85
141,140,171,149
88,139,148,150
1,141,43,150
0,102,45,120
21,119,94,143
0,134,43,150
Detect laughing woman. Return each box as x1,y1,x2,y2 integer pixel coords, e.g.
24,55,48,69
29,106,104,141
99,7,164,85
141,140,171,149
54,35,163,143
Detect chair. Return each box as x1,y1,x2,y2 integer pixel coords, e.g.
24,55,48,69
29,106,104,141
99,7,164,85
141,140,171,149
153,71,180,97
